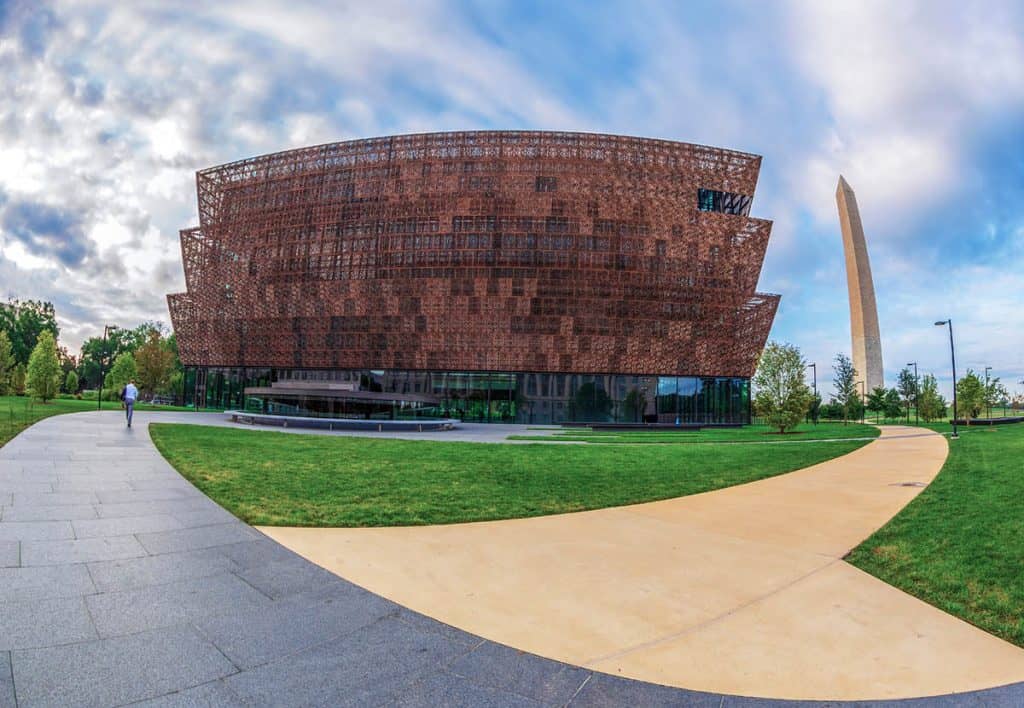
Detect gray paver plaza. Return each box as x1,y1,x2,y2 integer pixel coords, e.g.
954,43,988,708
1,411,1023,707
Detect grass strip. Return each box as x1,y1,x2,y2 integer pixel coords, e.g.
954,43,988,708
150,422,872,527
848,422,1024,647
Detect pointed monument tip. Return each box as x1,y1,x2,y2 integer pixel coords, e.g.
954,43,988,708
836,174,853,198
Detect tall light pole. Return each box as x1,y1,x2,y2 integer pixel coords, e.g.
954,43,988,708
97,324,118,411
984,366,992,419
807,362,817,424
858,380,866,424
935,320,958,439
907,361,918,425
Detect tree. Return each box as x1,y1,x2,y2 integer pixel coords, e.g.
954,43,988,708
25,330,62,403
752,341,813,434
896,367,918,422
866,387,887,422
883,388,903,420
65,370,79,395
135,329,176,396
956,370,985,421
984,376,1008,418
918,374,947,422
832,353,859,424
0,330,14,395
0,299,59,366
106,352,137,401
11,364,26,396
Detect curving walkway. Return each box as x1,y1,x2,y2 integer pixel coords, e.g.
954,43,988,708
264,425,1024,701
0,412,1022,706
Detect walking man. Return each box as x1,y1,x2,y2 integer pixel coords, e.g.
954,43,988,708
122,379,139,428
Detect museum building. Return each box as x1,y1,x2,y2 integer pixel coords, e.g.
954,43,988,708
168,130,778,424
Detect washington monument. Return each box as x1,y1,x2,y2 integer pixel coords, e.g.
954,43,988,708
836,176,884,392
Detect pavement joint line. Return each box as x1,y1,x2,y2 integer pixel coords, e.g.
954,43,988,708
564,672,592,706
580,558,844,669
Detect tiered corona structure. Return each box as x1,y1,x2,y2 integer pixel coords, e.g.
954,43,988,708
169,131,779,424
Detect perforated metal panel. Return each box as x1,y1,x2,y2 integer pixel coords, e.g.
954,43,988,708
168,130,779,377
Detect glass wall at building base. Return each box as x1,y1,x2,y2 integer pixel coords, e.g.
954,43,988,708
185,367,750,425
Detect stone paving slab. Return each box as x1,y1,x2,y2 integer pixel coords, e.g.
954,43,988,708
0,564,95,602
86,547,239,592
0,652,13,708
0,596,98,650
0,540,17,567
1,410,1022,707
21,534,148,566
11,626,237,707
86,572,273,638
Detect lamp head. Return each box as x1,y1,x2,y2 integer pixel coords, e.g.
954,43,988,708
934,320,947,326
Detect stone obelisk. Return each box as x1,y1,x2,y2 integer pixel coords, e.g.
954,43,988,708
836,176,883,392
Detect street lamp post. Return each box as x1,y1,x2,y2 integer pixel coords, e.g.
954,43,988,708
97,325,118,411
935,320,958,439
907,361,918,425
984,366,992,419
858,380,866,424
807,362,817,424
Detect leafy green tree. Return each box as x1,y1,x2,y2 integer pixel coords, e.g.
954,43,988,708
65,370,79,394
106,352,137,401
956,370,985,421
832,353,859,424
0,330,14,395
883,388,903,420
896,367,918,422
135,329,176,396
752,342,813,434
0,299,59,366
11,363,26,396
26,330,62,403
918,374,947,422
983,376,1008,418
866,386,887,422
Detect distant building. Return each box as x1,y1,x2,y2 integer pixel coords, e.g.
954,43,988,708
836,176,884,392
168,131,779,424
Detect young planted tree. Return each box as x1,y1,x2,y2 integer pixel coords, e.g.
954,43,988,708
832,353,859,425
106,352,137,401
917,374,947,422
0,329,14,395
11,364,26,396
25,330,62,403
135,329,176,397
883,388,903,421
65,370,79,395
866,386,887,423
956,370,985,422
896,367,918,423
752,341,813,434
984,376,1008,418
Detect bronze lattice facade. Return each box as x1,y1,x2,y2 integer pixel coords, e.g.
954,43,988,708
168,130,778,424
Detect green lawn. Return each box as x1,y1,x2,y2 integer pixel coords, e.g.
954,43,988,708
149,423,874,527
847,420,1024,647
0,395,212,448
509,421,880,444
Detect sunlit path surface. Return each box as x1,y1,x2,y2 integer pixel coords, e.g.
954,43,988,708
266,426,1024,701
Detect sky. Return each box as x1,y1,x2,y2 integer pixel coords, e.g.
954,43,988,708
1,0,1022,398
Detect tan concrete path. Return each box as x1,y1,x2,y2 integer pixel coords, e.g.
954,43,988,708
262,426,1024,700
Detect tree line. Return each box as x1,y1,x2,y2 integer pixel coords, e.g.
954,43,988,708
0,299,184,404
753,342,1011,433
